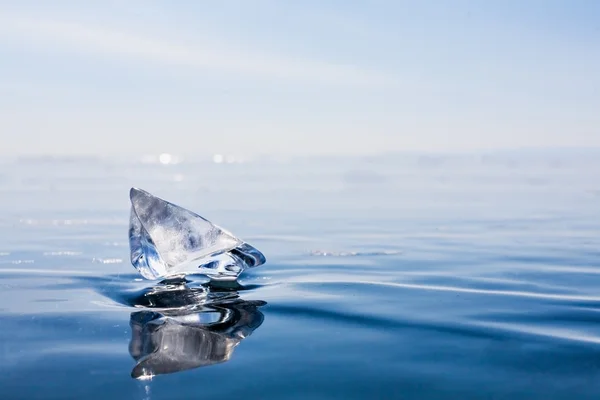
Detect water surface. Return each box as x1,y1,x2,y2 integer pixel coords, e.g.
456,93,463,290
1,152,599,399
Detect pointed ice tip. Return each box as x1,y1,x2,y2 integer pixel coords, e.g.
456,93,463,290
130,187,147,201
128,188,266,281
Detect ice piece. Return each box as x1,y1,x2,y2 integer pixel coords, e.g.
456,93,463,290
128,188,266,281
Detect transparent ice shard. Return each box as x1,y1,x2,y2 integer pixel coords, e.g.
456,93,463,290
128,188,266,281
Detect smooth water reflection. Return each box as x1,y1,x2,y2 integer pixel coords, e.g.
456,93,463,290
125,282,265,379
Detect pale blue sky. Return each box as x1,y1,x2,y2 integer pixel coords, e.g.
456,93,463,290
0,0,599,157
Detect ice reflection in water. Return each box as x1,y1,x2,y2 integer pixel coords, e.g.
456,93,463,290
127,282,265,379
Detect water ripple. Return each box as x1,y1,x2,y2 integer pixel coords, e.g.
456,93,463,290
286,277,600,303
308,250,402,257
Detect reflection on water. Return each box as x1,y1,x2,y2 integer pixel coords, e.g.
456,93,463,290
118,278,256,311
127,282,265,379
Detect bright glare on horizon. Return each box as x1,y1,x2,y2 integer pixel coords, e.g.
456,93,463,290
158,153,172,165
0,1,598,157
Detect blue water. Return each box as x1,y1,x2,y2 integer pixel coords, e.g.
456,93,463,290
1,152,599,399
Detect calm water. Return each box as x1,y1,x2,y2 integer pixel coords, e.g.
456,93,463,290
1,152,599,399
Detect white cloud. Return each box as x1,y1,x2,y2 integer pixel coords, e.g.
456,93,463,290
0,14,399,87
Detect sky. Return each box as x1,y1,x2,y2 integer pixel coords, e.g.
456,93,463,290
0,0,599,157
